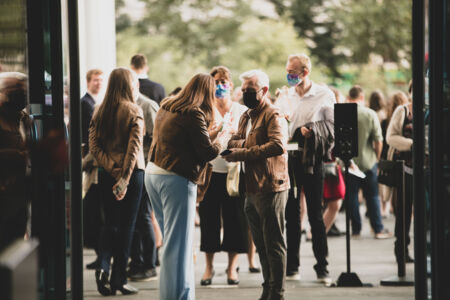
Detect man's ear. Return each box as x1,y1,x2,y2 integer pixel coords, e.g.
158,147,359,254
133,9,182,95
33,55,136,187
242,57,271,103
302,68,310,78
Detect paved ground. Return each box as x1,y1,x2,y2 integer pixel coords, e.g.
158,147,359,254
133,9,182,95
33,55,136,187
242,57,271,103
83,209,415,300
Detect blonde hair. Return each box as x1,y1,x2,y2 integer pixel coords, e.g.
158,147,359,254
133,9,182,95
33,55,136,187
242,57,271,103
161,73,216,124
86,69,103,83
287,53,312,73
93,67,135,142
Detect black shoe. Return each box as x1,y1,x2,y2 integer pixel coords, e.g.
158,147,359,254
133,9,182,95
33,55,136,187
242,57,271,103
406,255,415,263
129,268,157,281
327,224,343,237
314,265,331,284
249,267,261,273
95,269,111,296
200,270,215,286
227,278,239,285
86,259,100,270
111,283,139,295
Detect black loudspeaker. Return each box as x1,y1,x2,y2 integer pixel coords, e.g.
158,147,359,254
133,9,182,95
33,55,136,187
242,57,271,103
334,103,358,160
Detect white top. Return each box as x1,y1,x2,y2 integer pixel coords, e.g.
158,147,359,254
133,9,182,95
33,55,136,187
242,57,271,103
278,83,336,138
145,161,176,175
386,104,413,160
210,101,248,173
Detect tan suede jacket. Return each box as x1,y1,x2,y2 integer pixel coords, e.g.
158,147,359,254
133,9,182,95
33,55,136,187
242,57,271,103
149,106,220,184
89,101,145,184
228,100,290,194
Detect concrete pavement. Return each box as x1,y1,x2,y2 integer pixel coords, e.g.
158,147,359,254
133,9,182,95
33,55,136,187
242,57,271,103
83,209,414,300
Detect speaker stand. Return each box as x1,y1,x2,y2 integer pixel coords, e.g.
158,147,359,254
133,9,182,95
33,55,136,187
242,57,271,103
334,159,369,288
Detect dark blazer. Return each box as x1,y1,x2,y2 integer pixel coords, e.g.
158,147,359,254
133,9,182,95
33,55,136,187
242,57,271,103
139,78,166,104
81,93,96,148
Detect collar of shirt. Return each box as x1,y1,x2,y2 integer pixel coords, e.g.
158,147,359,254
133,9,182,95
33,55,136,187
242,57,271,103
87,92,98,103
137,73,148,80
288,82,318,99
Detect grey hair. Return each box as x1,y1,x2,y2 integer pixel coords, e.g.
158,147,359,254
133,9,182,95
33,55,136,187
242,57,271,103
0,72,27,90
239,69,270,89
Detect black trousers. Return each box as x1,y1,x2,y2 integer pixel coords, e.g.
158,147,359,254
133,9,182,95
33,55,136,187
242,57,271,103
198,172,248,253
394,173,413,259
83,183,101,253
98,169,143,287
129,187,157,271
285,152,328,272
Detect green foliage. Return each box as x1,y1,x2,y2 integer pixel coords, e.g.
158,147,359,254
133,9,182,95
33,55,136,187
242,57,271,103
117,1,324,93
337,0,412,64
116,0,412,96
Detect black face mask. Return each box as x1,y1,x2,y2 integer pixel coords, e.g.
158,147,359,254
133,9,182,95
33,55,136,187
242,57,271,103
243,90,259,109
7,89,27,111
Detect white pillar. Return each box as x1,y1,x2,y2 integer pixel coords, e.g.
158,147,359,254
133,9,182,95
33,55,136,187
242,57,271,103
78,0,116,95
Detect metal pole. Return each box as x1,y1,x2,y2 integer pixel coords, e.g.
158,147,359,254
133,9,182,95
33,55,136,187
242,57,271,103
344,159,351,273
67,0,83,299
412,0,427,298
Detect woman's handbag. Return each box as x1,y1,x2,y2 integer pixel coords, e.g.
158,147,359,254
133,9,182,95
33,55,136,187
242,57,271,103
377,160,397,187
323,163,345,201
226,162,240,197
196,163,213,203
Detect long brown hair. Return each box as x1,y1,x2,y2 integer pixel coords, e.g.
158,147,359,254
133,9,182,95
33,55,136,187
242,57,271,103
161,73,215,124
387,91,409,123
93,67,135,142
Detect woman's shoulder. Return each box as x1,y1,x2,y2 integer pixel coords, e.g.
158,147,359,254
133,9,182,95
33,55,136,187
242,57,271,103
122,101,143,116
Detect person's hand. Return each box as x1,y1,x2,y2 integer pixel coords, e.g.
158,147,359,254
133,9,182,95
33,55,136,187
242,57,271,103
208,123,220,141
301,127,312,138
112,181,127,201
223,148,240,162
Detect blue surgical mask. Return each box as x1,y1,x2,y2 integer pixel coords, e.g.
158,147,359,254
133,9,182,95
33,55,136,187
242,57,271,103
287,73,302,87
215,84,230,99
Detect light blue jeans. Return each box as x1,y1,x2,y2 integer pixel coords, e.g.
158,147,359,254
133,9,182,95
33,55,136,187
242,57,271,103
145,173,197,300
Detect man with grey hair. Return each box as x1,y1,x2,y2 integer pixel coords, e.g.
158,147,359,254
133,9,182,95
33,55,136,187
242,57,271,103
223,69,290,300
0,72,30,251
281,53,335,284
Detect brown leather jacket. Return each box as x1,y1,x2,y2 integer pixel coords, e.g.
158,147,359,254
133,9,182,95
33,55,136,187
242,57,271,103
89,101,145,184
149,106,220,184
228,100,290,194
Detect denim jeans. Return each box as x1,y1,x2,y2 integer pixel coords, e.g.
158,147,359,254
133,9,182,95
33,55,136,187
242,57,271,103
145,173,196,300
129,187,157,271
98,169,143,287
347,163,384,234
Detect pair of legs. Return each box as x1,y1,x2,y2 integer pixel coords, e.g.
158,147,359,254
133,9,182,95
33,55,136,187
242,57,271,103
245,190,288,300
97,169,143,290
129,187,157,276
198,173,249,282
285,152,328,275
347,163,385,235
146,173,197,300
83,183,102,268
393,173,413,260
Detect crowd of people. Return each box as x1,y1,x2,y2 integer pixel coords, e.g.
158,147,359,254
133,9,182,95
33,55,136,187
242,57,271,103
0,52,414,300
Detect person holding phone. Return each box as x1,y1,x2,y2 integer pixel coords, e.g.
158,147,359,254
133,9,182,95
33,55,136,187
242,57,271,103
198,66,249,286
89,68,145,296
145,73,222,300
224,69,290,300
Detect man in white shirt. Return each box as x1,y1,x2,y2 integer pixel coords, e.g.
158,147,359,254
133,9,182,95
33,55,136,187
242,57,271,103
280,54,335,284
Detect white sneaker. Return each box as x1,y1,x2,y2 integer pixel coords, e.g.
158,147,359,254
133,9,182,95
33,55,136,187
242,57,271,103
286,272,301,281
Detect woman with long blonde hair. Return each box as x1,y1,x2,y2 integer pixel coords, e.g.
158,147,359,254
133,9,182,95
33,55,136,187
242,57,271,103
89,67,145,296
145,73,222,300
